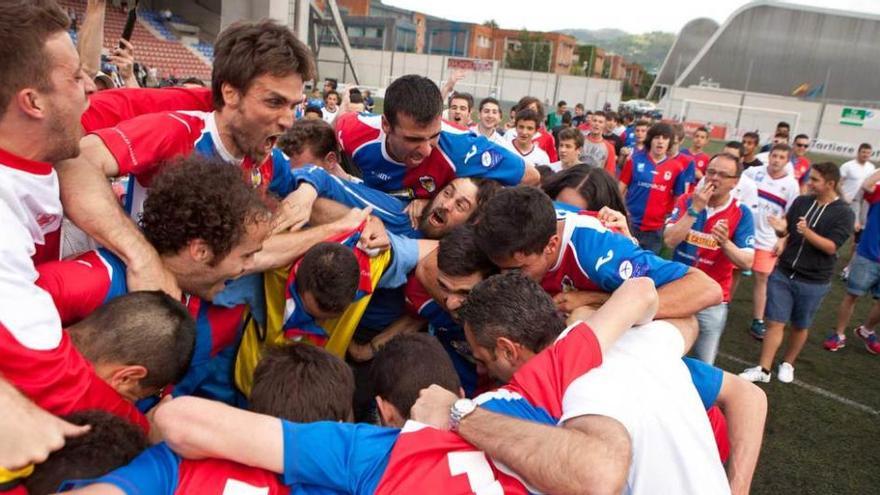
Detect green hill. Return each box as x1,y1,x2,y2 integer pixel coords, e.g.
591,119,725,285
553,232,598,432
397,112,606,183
557,29,675,73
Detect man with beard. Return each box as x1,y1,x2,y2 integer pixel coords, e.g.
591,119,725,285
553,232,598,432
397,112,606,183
54,19,316,296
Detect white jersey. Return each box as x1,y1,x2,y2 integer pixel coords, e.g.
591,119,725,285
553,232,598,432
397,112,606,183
732,174,760,212
839,160,876,203
509,141,551,165
321,106,339,124
0,150,63,350
469,125,509,148
560,321,730,495
755,152,794,176
743,165,800,250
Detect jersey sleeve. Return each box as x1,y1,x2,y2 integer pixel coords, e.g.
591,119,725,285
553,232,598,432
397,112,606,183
439,131,525,185
282,421,395,493
60,443,181,495
864,183,880,204
501,321,602,419
604,143,617,175
667,194,690,225
90,112,204,177
403,274,433,318
733,207,756,249
540,130,559,163
675,160,695,196
620,157,634,185
35,250,123,326
81,87,213,132
682,357,724,409
571,226,689,292
378,233,419,289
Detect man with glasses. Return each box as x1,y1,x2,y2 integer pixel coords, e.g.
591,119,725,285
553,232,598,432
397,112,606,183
665,153,756,363
792,134,812,193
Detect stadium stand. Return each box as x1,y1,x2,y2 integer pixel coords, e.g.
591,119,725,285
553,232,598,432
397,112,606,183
60,0,211,80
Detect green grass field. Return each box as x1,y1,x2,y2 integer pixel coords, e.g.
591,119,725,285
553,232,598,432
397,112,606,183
687,138,879,494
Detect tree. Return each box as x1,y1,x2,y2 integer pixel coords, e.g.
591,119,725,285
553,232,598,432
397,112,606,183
482,19,499,29
504,30,551,72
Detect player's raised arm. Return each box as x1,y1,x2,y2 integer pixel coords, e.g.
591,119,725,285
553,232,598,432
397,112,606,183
655,267,723,318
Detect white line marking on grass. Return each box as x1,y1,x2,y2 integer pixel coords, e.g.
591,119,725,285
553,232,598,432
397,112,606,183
717,352,880,417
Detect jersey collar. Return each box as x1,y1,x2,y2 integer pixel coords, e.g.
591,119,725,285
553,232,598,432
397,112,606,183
0,146,53,175
205,111,239,165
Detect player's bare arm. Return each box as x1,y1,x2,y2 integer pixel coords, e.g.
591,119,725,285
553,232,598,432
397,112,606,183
654,267,723,319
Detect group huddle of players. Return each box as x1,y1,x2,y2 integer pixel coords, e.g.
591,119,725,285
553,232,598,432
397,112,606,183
1,2,768,494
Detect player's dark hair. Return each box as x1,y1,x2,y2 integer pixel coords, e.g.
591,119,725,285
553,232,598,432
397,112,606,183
742,131,760,143
323,78,338,91
304,105,323,117
770,142,791,157
645,123,674,149
634,119,650,128
458,272,565,353
141,156,269,264
25,410,147,495
575,103,584,110
543,164,629,218
515,96,545,122
794,133,810,143
695,126,709,136
478,97,500,112
438,225,498,279
514,108,540,126
557,100,567,108
69,292,196,391
250,343,354,422
324,89,340,102
777,121,790,130
812,161,841,188
475,186,556,260
606,111,619,123
384,74,443,128
297,242,360,314
211,18,315,110
591,110,607,120
859,143,873,152
558,127,584,148
0,0,69,114
561,112,572,125
349,89,364,104
370,333,461,418
723,141,744,158
278,119,338,158
774,131,789,139
450,91,474,112
465,178,504,225
179,77,206,87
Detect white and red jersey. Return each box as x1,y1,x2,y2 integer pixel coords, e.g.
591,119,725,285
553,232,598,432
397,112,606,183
581,134,617,175
508,140,551,165
91,110,294,220
541,213,689,296
280,321,603,494
503,126,559,162
335,112,525,200
742,165,800,250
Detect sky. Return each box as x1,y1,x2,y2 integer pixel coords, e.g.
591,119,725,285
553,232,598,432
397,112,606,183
382,0,880,34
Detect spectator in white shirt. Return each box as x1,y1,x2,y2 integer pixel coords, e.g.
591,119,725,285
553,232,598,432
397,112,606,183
839,143,876,277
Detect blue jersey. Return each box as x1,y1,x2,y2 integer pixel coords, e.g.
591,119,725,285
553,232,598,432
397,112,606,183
541,213,689,295
620,150,691,231
859,185,880,262
335,112,525,200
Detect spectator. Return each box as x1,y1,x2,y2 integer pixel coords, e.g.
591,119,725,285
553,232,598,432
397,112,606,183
826,165,880,354
839,143,877,279
321,89,340,124
581,110,617,175
759,121,790,153
688,127,712,180
323,78,338,95
791,134,812,192
550,127,585,172
508,108,551,165
471,97,507,146
740,162,853,383
571,103,587,128
550,111,572,143
447,91,473,128
603,111,625,154
504,96,559,162
362,89,375,112
665,153,756,364
742,131,763,170
546,100,568,129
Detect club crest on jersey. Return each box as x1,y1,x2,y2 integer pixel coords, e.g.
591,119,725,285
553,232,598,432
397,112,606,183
636,162,645,173
419,176,437,193
249,168,262,189
664,170,672,181
561,275,576,293
481,150,499,168
618,260,649,280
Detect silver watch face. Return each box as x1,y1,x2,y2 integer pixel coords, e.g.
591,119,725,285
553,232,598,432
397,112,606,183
454,398,476,415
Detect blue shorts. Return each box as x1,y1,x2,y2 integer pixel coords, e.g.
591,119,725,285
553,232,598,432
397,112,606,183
846,253,880,299
765,270,831,329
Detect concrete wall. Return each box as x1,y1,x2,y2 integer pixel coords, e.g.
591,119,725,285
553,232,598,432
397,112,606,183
316,46,621,109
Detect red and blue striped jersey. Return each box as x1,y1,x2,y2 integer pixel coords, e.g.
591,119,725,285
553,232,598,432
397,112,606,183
858,185,880,262
335,112,525,200
621,150,691,231
541,213,689,295
35,249,247,404
668,194,755,302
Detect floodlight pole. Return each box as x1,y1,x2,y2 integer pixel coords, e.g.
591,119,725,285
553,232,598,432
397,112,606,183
734,59,754,135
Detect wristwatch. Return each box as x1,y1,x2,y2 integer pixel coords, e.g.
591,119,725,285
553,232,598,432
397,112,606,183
686,205,701,218
449,398,477,432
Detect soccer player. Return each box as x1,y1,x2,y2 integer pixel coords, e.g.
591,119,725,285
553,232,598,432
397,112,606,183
740,163,853,383
617,119,650,171
277,118,353,179
37,160,280,403
759,121,790,153
665,153,756,364
620,123,692,253
826,166,880,354
470,97,507,146
508,108,551,165
741,131,763,170
334,75,538,203
127,276,662,495
550,127,585,172
689,126,712,180
0,291,195,434
474,186,723,318
740,144,800,340
603,111,625,155
447,91,473,128
62,344,358,494
581,111,617,175
55,18,316,297
667,123,698,187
